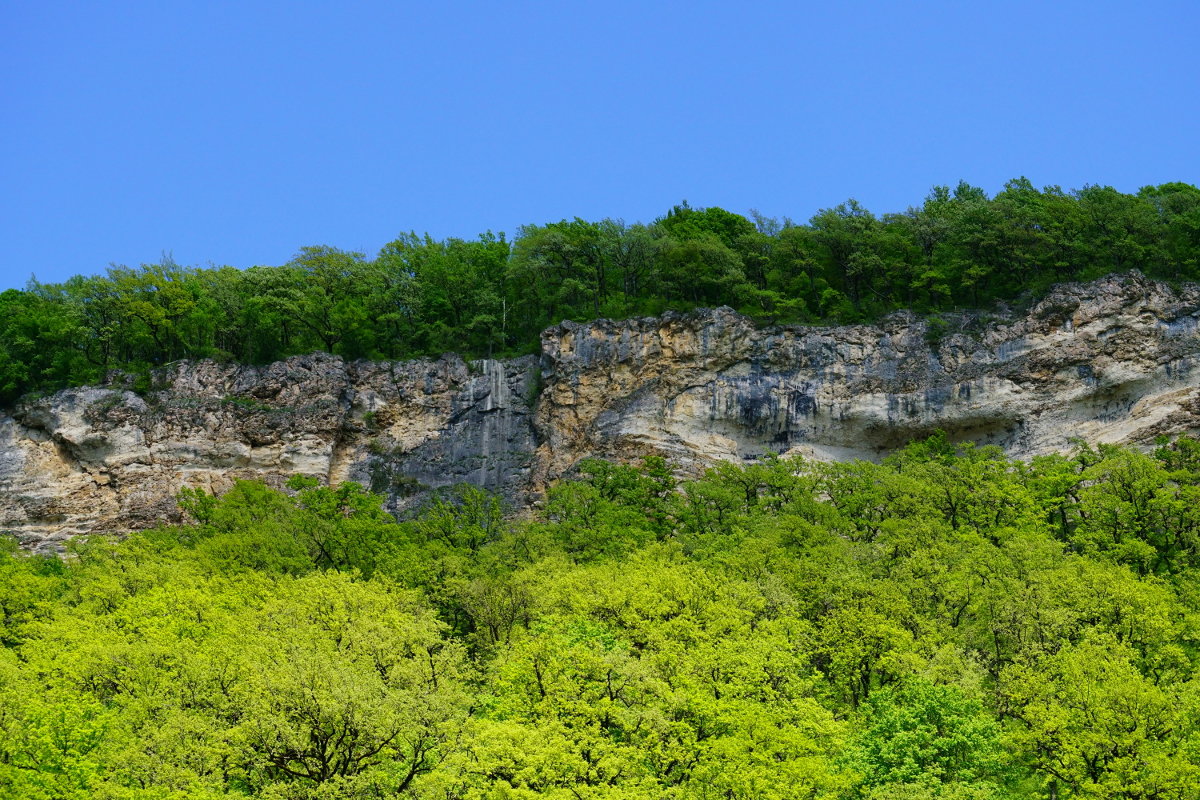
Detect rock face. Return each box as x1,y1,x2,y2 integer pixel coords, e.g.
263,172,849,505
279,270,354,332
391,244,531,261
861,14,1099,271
0,355,540,551
537,272,1200,473
5,272,1200,550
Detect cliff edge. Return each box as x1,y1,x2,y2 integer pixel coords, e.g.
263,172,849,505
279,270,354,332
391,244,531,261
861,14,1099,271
5,272,1200,550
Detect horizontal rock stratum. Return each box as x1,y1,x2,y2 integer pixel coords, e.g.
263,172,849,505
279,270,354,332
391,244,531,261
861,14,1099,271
5,272,1200,551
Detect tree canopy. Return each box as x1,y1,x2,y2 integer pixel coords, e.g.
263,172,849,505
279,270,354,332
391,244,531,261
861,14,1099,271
3,180,1199,404
4,436,1200,797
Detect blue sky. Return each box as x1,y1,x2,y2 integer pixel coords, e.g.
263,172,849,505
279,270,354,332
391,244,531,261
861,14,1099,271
2,0,1197,290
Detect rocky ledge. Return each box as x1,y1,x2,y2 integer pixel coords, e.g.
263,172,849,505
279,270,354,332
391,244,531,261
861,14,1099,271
5,272,1200,550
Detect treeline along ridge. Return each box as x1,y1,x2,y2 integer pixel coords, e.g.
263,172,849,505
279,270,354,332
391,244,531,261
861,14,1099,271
2,179,1199,403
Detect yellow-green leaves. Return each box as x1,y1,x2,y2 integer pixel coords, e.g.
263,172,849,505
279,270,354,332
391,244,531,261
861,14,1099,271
5,434,1200,797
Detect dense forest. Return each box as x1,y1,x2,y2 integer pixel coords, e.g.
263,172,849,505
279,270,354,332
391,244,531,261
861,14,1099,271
2,179,1199,404
3,435,1200,798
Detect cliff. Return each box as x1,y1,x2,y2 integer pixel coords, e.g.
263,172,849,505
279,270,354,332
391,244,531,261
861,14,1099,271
5,272,1200,551
0,356,540,551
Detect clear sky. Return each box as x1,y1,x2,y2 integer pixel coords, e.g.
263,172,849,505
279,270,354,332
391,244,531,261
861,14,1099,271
2,0,1197,291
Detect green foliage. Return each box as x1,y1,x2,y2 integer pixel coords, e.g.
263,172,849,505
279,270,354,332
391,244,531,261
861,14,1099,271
7,181,1200,404
846,679,1011,797
5,434,1200,797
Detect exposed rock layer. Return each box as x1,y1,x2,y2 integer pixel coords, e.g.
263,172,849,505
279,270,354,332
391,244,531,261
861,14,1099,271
5,273,1200,550
1,356,539,551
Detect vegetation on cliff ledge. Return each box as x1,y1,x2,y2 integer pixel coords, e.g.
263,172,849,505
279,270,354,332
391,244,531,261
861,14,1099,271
3,179,1199,403
4,434,1200,798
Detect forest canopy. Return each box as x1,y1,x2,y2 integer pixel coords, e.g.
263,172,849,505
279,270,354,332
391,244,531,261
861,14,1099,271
4,436,1200,798
2,179,1199,404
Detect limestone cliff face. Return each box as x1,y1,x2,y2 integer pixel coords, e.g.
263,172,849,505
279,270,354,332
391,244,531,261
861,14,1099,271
5,272,1200,550
0,355,539,551
536,273,1200,473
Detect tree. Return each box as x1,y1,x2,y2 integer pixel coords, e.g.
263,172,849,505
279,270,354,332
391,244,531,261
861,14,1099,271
1001,634,1198,798
258,246,374,355
378,231,508,356
508,218,611,330
845,679,1011,797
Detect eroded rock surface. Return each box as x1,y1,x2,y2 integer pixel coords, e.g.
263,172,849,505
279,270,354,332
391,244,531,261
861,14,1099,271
1,354,539,551
5,272,1200,550
538,273,1200,475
